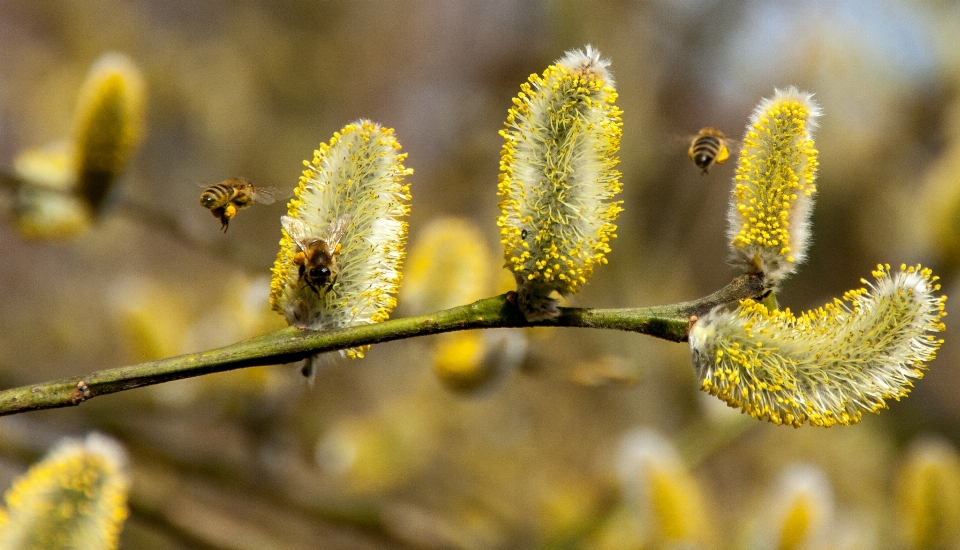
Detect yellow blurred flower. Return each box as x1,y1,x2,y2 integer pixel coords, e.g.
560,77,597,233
896,438,960,549
0,434,130,550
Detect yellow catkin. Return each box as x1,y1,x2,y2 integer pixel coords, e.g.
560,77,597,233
72,53,146,213
0,434,130,550
402,217,492,314
617,431,714,547
727,87,820,285
497,45,623,320
895,438,960,549
11,141,92,239
759,465,834,549
689,265,946,427
270,120,411,373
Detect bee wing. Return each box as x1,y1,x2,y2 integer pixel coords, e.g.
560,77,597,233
281,215,311,250
325,214,352,249
250,186,291,205
665,133,701,155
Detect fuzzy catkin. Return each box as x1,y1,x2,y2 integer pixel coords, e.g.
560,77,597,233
270,120,412,365
497,45,623,320
0,434,130,550
727,87,820,285
73,53,145,213
689,265,946,427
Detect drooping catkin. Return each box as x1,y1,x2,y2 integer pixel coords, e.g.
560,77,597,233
689,264,946,427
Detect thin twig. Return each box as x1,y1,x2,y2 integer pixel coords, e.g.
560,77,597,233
114,198,269,272
0,274,764,417
0,171,270,272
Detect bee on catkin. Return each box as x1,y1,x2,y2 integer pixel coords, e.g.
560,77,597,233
200,178,282,232
281,215,350,295
269,120,412,380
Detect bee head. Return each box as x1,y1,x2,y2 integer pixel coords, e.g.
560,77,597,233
309,266,331,283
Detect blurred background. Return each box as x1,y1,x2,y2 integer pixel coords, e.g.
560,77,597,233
2,0,960,548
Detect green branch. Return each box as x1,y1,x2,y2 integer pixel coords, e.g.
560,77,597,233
0,274,764,417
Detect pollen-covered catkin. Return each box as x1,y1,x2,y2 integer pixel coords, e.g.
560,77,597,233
402,217,492,315
727,87,820,285
402,217,522,394
12,141,90,239
497,45,623,320
270,120,412,371
689,264,946,427
0,434,130,550
13,53,145,239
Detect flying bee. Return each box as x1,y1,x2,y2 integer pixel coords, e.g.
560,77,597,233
281,214,351,294
200,178,283,232
687,127,734,174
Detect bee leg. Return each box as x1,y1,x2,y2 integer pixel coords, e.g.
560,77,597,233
319,273,338,296
210,207,229,232
300,360,314,379
297,264,307,284
221,204,237,232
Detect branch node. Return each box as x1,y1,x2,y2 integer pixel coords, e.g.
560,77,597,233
70,380,92,404
687,315,699,336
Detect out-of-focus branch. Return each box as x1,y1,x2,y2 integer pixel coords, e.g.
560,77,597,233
0,274,765,417
113,198,270,272
0,170,270,271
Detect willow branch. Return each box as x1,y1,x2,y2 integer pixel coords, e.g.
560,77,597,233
0,172,270,272
113,197,272,272
0,274,764,417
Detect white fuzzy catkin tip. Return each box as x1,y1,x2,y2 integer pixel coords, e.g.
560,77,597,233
689,264,947,427
727,87,820,285
498,45,623,320
270,120,412,364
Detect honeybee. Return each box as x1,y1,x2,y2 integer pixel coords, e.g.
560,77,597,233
687,127,733,174
281,214,351,294
200,178,282,232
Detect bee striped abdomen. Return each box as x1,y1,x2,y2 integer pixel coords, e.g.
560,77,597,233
687,127,730,174
199,184,238,209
